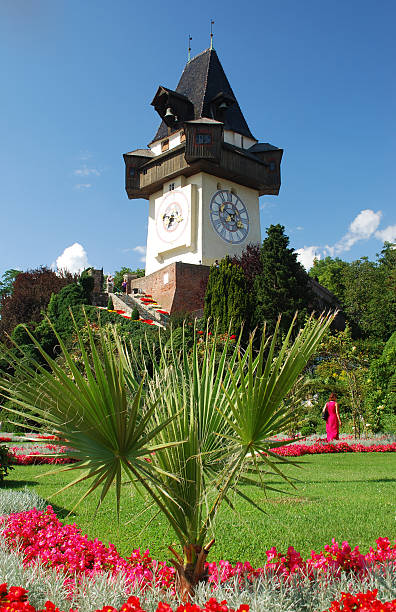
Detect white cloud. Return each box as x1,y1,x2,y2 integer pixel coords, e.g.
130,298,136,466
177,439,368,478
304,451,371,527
55,243,89,274
295,209,395,269
75,183,92,190
327,209,382,255
375,224,396,243
295,246,320,270
74,165,100,177
132,245,146,263
296,226,304,231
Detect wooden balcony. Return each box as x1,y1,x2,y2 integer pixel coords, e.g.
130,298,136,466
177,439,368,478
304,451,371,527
124,141,282,200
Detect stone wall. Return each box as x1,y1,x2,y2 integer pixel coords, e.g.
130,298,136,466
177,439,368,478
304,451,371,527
130,262,210,315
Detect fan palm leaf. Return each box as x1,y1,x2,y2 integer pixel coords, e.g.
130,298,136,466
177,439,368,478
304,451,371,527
0,309,335,600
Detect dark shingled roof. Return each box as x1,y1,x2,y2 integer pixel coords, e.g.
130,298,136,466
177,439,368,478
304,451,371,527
151,48,255,143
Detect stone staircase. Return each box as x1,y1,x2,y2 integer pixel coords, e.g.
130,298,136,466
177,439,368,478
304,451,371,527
109,293,169,327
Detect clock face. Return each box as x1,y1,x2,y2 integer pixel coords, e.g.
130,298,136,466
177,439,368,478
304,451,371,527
210,190,249,244
156,191,188,243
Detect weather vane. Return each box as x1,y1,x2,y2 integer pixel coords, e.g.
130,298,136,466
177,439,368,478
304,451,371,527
210,20,214,49
187,35,192,62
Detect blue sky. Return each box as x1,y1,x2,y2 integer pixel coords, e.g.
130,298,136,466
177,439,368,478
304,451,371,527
1,0,395,277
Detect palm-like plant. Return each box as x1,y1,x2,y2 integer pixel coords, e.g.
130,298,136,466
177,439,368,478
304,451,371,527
0,311,334,599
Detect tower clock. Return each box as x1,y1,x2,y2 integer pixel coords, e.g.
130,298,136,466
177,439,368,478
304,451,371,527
123,46,283,276
209,190,250,244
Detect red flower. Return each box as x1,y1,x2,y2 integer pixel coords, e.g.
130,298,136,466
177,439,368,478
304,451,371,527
156,603,173,612
7,586,28,602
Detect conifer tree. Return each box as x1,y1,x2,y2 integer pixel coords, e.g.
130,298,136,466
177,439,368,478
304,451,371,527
204,257,251,334
254,224,313,333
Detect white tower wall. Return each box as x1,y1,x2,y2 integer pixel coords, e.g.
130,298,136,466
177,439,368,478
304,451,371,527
145,172,261,276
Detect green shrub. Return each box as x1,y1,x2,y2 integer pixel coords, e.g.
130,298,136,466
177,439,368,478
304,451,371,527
131,308,140,321
107,296,114,310
204,257,251,336
11,324,32,346
364,330,396,431
168,311,194,328
165,326,194,353
0,443,13,482
79,269,95,304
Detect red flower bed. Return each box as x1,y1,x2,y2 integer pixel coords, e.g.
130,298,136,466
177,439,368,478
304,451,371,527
0,437,11,442
7,436,396,467
271,441,396,457
0,507,174,591
1,508,395,592
324,589,396,611
2,582,396,612
8,445,76,466
0,583,248,612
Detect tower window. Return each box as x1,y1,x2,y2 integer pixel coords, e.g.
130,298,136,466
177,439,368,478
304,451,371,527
168,183,175,191
128,167,136,177
180,130,186,142
161,139,169,152
196,133,212,145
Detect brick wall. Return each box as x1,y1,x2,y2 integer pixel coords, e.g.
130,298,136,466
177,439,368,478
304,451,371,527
129,262,210,315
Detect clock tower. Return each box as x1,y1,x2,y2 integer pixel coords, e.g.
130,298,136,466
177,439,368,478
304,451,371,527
123,47,283,312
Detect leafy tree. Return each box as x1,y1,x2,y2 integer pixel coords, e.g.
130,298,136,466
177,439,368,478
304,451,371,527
0,312,334,599
308,245,395,341
342,257,394,341
254,225,314,333
364,331,396,432
113,267,145,292
9,283,88,361
377,242,396,335
107,296,114,310
311,326,371,437
131,307,140,320
308,257,350,305
230,243,262,291
0,267,73,341
0,269,21,300
204,257,252,335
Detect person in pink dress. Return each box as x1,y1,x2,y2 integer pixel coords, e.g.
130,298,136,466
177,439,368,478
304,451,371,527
322,392,341,442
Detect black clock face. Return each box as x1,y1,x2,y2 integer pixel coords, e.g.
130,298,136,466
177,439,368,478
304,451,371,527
210,190,249,244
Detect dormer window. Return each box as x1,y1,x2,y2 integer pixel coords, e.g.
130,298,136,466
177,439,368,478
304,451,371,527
161,139,169,152
196,133,212,145
180,130,186,142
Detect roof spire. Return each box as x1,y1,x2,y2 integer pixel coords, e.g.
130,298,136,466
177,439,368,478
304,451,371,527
187,35,192,62
210,20,214,49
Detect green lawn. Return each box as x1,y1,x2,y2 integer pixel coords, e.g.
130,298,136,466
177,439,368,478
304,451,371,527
2,453,395,566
